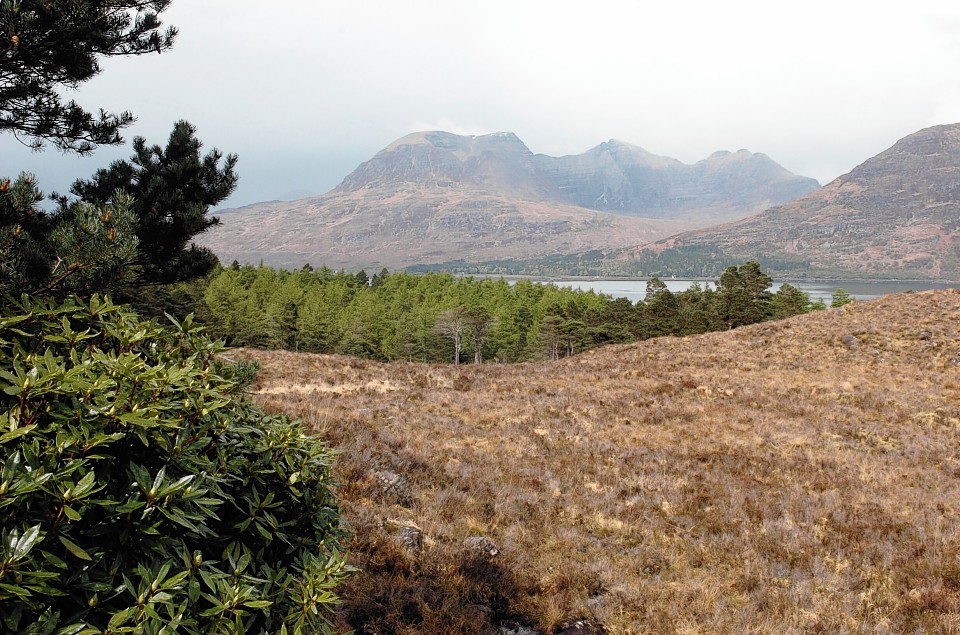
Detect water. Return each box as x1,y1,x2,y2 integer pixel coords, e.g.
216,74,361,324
547,278,960,305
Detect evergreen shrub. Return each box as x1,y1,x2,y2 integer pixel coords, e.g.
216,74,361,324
0,295,347,634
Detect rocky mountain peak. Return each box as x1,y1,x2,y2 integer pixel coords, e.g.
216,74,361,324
836,122,960,189
578,139,680,169
384,130,530,158
201,130,820,271
648,122,960,279
334,130,548,197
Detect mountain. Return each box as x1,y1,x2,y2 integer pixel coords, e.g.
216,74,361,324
200,131,817,270
540,140,818,222
637,124,960,279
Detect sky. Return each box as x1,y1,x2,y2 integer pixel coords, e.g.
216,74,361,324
3,0,960,209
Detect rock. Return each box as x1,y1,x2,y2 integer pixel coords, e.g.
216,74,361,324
373,470,413,506
919,330,933,340
464,536,500,559
383,519,423,553
840,334,860,350
497,621,538,635
557,620,605,635
397,526,423,552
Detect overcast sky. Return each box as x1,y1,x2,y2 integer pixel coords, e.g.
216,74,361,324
3,0,960,208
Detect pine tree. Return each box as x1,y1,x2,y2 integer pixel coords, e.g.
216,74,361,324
60,121,238,285
1,173,140,298
675,282,721,335
1,1,176,153
642,277,679,337
464,305,495,364
831,288,853,308
2,5,237,299
716,261,773,329
771,283,811,319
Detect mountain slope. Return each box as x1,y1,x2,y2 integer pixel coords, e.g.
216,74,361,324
244,290,960,634
538,140,818,221
200,131,817,270
640,123,960,279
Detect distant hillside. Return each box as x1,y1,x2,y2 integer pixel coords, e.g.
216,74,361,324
199,131,817,270
539,140,818,222
632,123,960,279
245,290,960,634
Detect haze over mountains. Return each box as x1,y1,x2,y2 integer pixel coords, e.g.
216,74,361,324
639,123,960,279
202,131,817,270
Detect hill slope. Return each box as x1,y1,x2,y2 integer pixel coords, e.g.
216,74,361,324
540,140,818,221
640,123,960,279
200,131,817,270
243,290,960,634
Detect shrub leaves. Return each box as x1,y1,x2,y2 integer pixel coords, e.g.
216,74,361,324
0,295,349,633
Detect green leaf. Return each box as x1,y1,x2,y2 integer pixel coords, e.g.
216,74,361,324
108,606,136,629
0,296,346,631
0,424,37,444
72,471,98,498
40,550,67,569
58,536,92,561
254,522,273,542
243,599,273,609
13,524,43,560
188,578,201,603
162,570,189,590
0,582,32,598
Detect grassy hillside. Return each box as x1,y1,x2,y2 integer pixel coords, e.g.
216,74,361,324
239,290,960,634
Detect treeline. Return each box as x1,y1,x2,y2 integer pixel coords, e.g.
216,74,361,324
197,260,825,363
409,246,812,279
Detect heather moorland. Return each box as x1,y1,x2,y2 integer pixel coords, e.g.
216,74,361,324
241,290,960,634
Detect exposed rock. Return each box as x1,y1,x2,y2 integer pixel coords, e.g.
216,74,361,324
397,526,422,552
840,334,860,350
919,331,933,340
538,140,817,222
383,519,423,553
556,619,606,635
464,535,500,559
497,621,538,635
373,470,413,506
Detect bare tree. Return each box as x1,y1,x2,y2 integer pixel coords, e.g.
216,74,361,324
435,308,466,365
539,315,564,361
464,306,495,364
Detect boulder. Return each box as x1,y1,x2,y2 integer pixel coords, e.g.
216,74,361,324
373,470,414,506
840,334,860,350
464,536,500,559
383,519,423,553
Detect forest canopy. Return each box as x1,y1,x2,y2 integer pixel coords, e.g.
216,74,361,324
197,263,820,364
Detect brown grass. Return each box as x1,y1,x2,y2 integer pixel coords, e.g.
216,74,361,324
239,290,960,634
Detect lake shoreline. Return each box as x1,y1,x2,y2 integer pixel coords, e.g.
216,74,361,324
489,274,960,285
492,276,960,304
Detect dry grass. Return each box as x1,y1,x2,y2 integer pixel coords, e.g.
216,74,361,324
239,290,960,634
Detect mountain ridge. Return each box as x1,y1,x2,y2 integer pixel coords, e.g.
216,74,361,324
632,123,960,279
200,131,817,270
